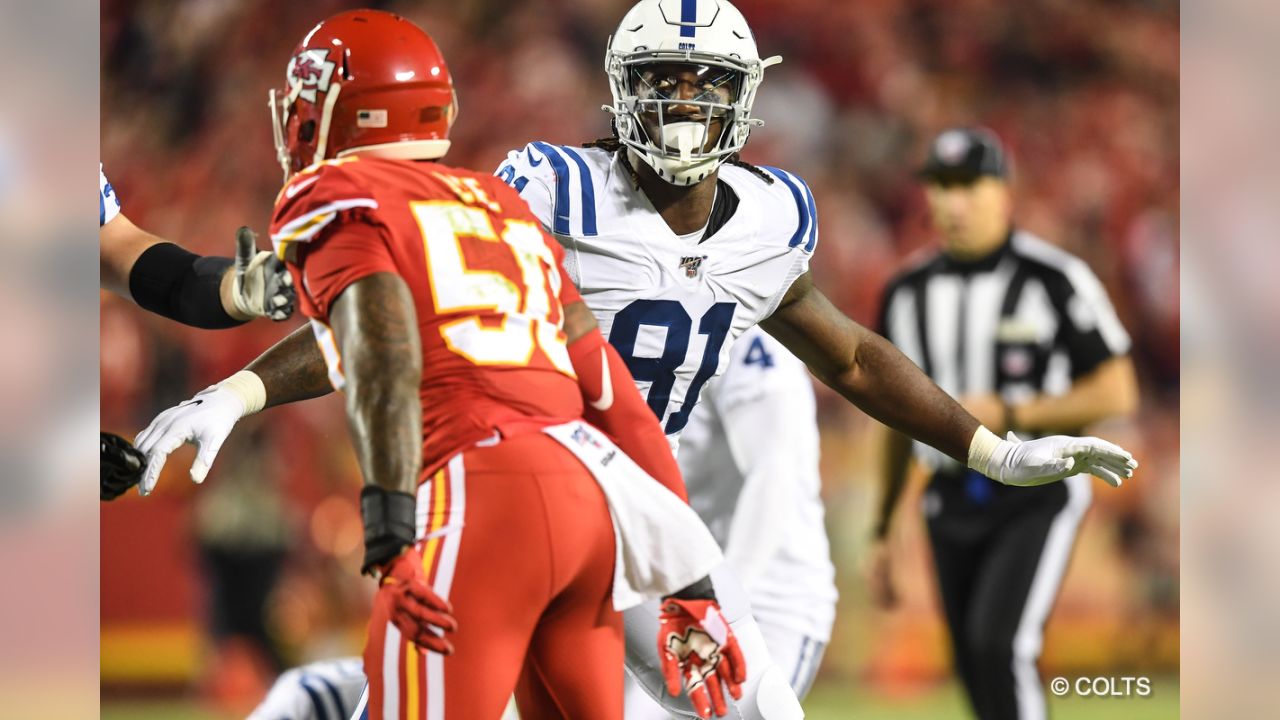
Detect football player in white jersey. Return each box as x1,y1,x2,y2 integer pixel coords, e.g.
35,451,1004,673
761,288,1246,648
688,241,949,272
98,163,296,501
135,1,1138,717
625,325,836,718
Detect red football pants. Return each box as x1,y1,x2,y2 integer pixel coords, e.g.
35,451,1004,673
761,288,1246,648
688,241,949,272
362,431,623,720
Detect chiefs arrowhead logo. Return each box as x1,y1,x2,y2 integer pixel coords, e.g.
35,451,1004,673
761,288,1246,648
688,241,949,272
287,49,337,104
664,628,723,689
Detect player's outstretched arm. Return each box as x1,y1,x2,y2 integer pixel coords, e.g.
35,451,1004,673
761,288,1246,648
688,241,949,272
134,324,334,494
761,272,1137,487
100,214,295,327
329,271,456,654
563,300,688,501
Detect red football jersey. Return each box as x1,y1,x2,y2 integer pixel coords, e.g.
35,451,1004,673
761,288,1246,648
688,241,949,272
269,156,585,477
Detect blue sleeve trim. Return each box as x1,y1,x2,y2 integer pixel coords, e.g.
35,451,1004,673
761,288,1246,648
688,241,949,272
316,676,347,718
760,166,816,251
802,179,818,253
299,676,333,720
99,188,106,226
530,141,573,235
557,146,599,236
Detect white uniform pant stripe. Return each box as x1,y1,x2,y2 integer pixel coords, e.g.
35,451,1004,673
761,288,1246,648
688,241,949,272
426,453,467,720
1011,474,1092,720
381,623,401,720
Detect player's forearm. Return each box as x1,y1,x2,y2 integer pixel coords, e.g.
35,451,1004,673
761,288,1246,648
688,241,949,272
722,465,789,587
874,426,913,539
765,276,980,462
102,216,245,328
245,325,335,409
568,327,688,502
330,273,423,496
834,330,978,462
1012,356,1139,434
718,398,797,585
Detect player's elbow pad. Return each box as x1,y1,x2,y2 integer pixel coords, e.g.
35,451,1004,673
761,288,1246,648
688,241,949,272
128,242,242,329
568,328,687,502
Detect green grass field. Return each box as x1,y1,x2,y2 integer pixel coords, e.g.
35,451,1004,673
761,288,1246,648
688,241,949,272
102,675,1179,719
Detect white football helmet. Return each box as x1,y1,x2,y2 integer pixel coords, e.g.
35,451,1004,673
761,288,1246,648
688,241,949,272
604,0,781,185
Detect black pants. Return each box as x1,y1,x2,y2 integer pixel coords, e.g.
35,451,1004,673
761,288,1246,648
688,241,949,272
925,468,1091,720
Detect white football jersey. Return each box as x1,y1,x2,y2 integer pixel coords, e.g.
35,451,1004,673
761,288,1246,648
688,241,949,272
679,326,837,642
496,143,817,452
100,163,121,227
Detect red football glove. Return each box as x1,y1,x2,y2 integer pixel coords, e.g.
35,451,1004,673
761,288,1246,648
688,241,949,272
658,598,747,719
374,545,457,655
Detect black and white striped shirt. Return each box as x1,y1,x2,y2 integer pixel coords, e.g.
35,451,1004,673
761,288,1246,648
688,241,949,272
878,229,1130,470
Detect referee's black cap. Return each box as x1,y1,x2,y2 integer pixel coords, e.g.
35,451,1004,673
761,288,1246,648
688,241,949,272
918,127,1009,184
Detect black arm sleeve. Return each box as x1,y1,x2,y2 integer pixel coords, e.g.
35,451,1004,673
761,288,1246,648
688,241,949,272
127,242,244,329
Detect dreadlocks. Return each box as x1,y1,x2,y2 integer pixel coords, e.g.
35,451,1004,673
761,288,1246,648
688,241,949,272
582,135,776,188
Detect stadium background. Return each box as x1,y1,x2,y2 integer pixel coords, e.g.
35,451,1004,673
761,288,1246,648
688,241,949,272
99,0,1179,717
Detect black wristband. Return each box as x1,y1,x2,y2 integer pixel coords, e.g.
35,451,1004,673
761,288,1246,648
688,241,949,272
129,242,242,329
666,575,717,601
360,486,418,575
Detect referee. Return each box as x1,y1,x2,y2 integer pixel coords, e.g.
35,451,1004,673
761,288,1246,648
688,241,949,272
868,128,1138,720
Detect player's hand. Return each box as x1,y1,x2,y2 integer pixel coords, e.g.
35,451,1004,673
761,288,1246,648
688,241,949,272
232,227,295,321
985,432,1137,488
101,432,145,501
865,539,899,610
133,383,247,495
373,545,457,655
658,597,746,719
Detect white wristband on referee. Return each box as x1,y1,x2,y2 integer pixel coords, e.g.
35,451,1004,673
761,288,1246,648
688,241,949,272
219,370,267,417
967,425,1010,480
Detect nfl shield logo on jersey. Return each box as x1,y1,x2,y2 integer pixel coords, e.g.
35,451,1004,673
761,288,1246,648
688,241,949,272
680,255,708,278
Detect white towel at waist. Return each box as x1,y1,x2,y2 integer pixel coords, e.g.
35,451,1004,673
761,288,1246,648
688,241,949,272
542,420,724,611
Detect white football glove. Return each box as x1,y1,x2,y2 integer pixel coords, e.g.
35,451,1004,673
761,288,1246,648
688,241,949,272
232,227,295,321
969,427,1137,488
133,371,266,496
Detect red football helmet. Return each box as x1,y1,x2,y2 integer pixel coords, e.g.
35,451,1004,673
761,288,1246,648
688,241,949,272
270,9,457,179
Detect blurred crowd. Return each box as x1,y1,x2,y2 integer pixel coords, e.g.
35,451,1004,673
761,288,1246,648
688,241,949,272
100,0,1179,709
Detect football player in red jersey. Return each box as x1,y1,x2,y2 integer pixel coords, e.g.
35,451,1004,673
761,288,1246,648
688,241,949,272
134,10,743,720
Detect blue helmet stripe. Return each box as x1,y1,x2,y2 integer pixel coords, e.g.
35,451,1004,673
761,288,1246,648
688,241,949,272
681,0,697,37
531,142,573,235
761,166,810,249
557,146,599,236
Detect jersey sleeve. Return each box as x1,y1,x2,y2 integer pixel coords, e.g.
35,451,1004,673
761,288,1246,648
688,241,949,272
1054,259,1131,378
492,143,558,233
292,217,398,322
100,163,121,226
271,163,394,322
269,162,379,261
707,330,812,585
758,166,819,320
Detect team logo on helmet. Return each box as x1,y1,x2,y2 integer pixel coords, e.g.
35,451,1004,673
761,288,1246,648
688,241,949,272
288,49,337,103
